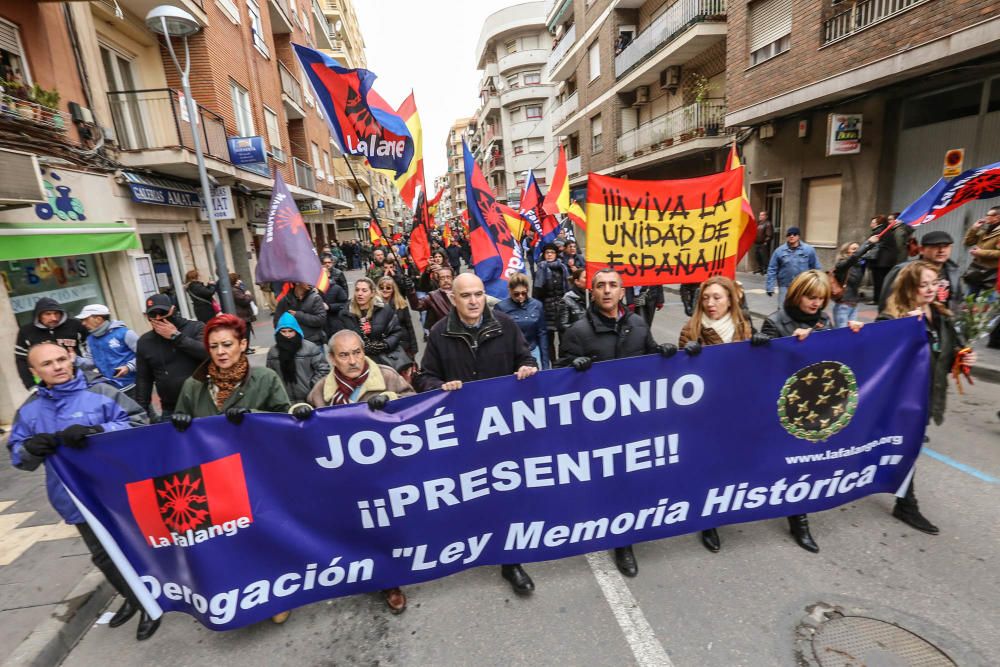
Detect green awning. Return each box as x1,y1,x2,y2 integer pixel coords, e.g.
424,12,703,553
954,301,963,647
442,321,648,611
0,222,140,261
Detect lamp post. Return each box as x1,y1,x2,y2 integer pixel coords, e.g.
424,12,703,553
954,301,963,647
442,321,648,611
146,5,236,314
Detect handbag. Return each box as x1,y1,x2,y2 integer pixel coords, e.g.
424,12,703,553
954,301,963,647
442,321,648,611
961,263,998,291
374,347,413,373
249,300,259,317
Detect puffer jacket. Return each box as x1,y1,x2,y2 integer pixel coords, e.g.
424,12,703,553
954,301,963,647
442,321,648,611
274,288,328,345
306,358,415,406
186,281,218,322
559,288,587,332
14,297,88,389
8,371,147,523
761,308,832,339
494,297,549,368
533,260,569,328
328,304,402,358
267,313,331,402
557,304,658,365
174,364,291,417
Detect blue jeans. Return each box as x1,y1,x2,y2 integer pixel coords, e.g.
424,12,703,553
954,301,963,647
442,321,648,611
832,302,857,329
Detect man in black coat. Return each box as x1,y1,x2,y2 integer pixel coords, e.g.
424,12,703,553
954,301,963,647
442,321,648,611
273,282,328,345
134,294,208,421
419,273,539,596
557,268,680,578
14,297,89,389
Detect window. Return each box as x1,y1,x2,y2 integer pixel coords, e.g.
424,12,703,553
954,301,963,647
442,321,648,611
505,39,518,55
748,0,792,66
330,137,342,157
101,45,146,149
264,107,284,162
527,137,544,153
803,175,842,246
521,35,538,50
523,71,541,86
311,141,321,170
322,151,332,181
0,19,30,84
247,0,269,56
506,74,519,89
903,83,982,128
588,41,600,81
229,81,254,136
526,104,542,120
591,113,603,152
512,140,524,155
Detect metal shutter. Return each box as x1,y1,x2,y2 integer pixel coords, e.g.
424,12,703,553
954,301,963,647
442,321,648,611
0,20,22,56
749,0,793,54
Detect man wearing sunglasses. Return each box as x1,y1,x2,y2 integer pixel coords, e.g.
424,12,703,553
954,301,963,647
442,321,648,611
134,293,208,421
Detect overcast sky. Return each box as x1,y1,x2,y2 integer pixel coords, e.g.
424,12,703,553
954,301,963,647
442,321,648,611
353,0,523,187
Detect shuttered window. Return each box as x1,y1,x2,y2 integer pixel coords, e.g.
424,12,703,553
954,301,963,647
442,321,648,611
0,19,30,84
804,176,842,247
748,0,792,65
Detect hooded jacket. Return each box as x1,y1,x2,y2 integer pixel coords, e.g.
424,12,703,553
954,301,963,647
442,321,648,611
267,313,331,402
8,371,147,523
134,314,207,414
14,298,89,389
78,320,139,392
273,287,328,345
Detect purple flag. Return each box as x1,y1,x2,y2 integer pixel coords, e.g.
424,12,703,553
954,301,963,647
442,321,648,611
254,171,326,289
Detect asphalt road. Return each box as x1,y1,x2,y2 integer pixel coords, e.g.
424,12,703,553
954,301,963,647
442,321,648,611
56,280,1000,667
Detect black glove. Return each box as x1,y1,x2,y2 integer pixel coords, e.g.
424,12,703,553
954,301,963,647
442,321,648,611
224,407,251,425
750,332,771,347
171,413,193,432
291,404,314,421
368,394,390,411
571,356,593,372
657,343,678,358
684,340,703,356
56,424,104,449
23,433,59,458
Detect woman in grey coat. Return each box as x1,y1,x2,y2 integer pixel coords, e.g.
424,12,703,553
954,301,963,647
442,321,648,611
266,312,330,402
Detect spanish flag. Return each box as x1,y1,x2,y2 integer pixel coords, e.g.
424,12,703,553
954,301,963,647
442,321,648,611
374,92,424,208
369,220,386,246
727,141,757,264
543,146,587,232
585,168,752,286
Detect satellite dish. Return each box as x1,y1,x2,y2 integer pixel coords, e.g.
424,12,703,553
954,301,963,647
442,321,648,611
334,19,343,33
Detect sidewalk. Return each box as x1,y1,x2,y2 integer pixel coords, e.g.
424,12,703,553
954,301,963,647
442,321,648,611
665,271,1000,384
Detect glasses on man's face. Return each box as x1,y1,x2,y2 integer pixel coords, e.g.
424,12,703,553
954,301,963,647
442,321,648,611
147,312,169,321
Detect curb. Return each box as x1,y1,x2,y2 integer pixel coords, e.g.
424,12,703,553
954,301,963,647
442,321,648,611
2,570,114,667
663,285,1000,385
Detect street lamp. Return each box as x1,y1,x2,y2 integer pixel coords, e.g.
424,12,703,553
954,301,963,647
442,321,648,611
146,5,236,314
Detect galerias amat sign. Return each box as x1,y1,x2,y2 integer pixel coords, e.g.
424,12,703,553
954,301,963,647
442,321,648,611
198,186,236,221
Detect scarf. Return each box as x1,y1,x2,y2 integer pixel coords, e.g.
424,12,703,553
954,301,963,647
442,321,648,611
207,355,249,409
785,304,823,328
274,332,302,385
701,312,735,343
332,361,370,405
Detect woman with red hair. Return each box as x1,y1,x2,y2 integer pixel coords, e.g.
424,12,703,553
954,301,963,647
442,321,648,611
170,314,293,623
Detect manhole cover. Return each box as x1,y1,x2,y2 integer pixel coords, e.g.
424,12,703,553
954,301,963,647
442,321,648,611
812,616,956,667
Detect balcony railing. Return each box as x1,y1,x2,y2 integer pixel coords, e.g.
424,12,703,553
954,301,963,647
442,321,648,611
822,0,929,45
279,62,303,108
293,157,316,191
487,154,505,172
544,23,576,80
616,100,726,158
615,0,726,78
567,155,581,177
1,93,71,134
106,89,228,160
551,90,578,129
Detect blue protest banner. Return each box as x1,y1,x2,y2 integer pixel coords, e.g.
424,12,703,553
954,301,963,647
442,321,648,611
50,319,929,630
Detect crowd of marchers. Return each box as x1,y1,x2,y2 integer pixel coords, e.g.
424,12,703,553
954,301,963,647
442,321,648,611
7,208,997,641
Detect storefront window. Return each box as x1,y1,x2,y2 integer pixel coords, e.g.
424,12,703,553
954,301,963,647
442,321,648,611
0,255,105,327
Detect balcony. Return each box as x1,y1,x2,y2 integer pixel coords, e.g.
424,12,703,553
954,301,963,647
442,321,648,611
550,91,578,131
312,0,335,49
106,89,231,177
1,92,72,137
822,0,930,45
615,0,727,79
545,23,576,83
279,62,305,119
500,84,549,108
498,49,551,75
293,157,316,191
267,0,293,34
567,155,581,177
616,100,726,158
485,153,505,174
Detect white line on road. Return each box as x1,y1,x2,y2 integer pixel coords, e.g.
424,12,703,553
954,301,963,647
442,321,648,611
586,552,674,667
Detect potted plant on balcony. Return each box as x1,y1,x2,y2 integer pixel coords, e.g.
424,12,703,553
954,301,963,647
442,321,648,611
1,78,33,119
30,84,62,128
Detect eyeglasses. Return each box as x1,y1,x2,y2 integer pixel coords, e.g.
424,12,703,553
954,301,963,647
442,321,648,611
146,312,170,321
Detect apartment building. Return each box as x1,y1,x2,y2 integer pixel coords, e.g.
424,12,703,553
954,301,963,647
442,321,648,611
471,2,558,207
445,116,474,219
727,0,1000,268
0,0,392,421
545,0,730,203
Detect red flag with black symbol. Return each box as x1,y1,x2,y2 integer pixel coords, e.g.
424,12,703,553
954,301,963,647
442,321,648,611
126,453,252,544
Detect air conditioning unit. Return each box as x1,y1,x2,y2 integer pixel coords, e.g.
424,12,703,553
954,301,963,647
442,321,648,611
0,149,46,206
660,66,681,92
634,86,650,106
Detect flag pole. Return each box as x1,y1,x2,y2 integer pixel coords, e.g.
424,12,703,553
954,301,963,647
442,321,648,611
341,154,390,243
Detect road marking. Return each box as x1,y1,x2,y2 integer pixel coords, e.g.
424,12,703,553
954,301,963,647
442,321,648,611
585,552,674,667
0,509,78,566
923,447,999,484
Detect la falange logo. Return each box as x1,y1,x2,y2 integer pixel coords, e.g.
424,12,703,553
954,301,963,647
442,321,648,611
126,453,253,549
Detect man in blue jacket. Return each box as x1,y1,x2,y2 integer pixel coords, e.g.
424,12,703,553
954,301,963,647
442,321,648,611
7,341,158,641
75,304,139,397
766,227,820,305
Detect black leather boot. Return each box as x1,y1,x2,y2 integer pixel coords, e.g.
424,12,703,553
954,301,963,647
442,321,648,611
136,611,160,641
108,598,138,628
787,514,819,553
613,546,638,577
700,528,721,553
893,475,939,534
500,564,535,595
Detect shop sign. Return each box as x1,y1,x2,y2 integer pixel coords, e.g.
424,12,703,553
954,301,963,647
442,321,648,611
298,199,323,215
826,114,862,156
199,186,236,221
228,137,270,178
